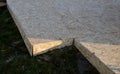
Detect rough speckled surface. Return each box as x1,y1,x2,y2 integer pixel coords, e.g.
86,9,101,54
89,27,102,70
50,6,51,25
7,0,120,74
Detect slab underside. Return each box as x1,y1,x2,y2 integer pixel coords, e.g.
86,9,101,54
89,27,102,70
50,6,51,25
7,0,120,74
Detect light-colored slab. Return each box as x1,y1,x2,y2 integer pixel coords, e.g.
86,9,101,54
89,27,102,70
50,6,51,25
7,0,75,56
7,0,120,74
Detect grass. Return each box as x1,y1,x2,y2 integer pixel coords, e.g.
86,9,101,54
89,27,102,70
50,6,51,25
0,6,99,74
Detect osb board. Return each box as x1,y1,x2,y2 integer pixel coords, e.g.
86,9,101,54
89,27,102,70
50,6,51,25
7,0,120,74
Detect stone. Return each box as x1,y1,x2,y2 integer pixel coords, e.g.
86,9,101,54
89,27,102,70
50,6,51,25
7,0,120,74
